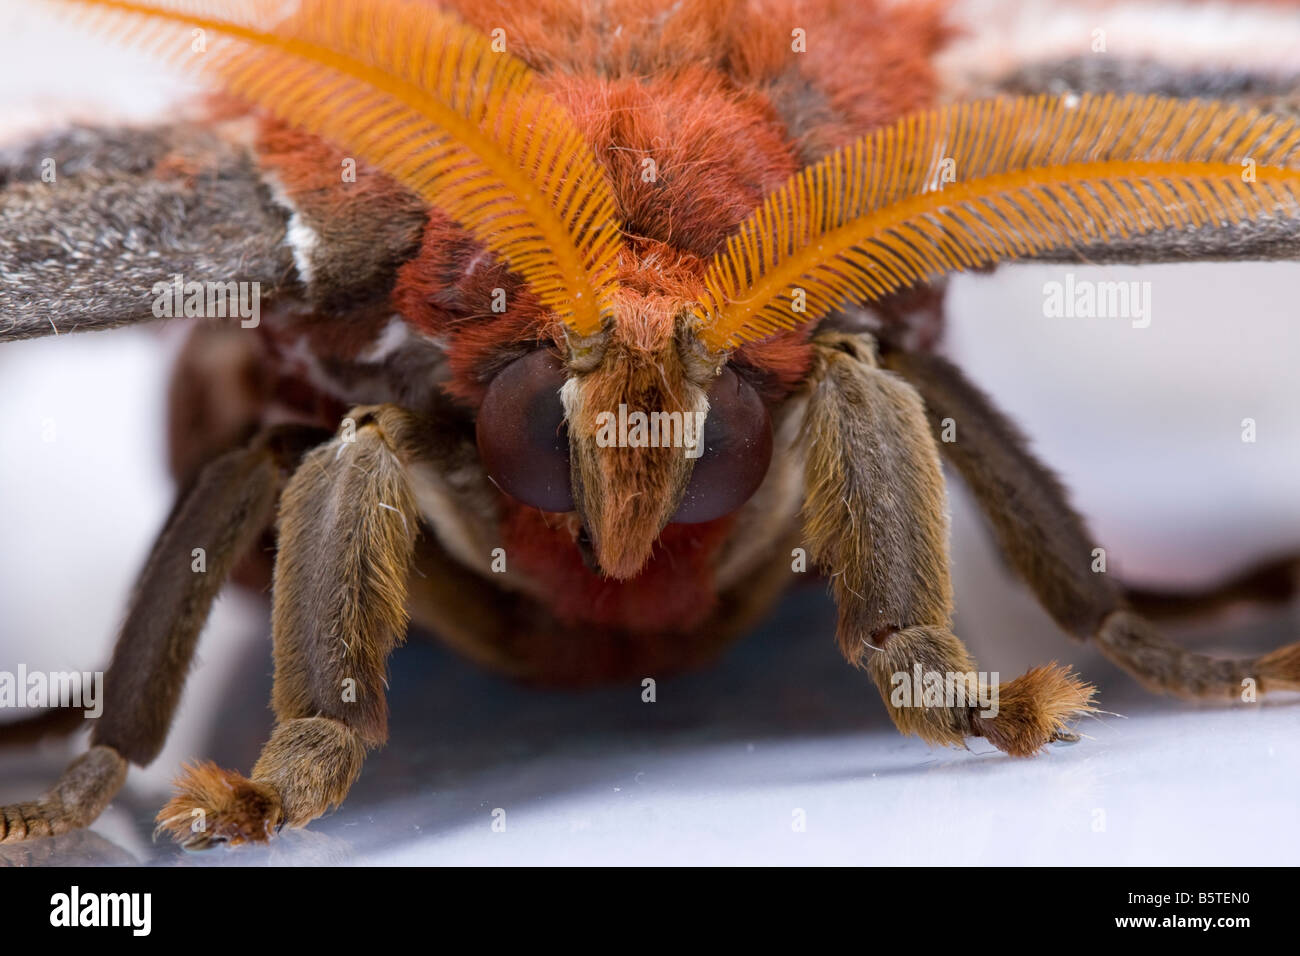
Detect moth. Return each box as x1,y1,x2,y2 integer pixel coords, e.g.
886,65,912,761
1,0,1298,849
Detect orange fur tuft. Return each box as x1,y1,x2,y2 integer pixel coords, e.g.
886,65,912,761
154,760,282,849
972,664,1097,757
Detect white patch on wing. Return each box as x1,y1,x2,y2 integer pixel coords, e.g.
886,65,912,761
261,170,320,287
358,315,412,364
938,0,1300,96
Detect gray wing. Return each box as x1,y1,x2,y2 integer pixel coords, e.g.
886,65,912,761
0,122,297,341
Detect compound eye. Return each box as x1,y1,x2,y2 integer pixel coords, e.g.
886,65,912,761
476,349,574,512
670,368,773,524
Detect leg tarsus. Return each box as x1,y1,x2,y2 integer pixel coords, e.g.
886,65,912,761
251,717,365,827
863,625,1095,756
0,746,127,844
1096,609,1300,699
862,625,974,748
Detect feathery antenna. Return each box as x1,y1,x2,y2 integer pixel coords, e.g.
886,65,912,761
47,0,623,333
696,94,1300,349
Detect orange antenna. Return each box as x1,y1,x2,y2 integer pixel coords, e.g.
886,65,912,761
695,93,1300,349
49,0,624,333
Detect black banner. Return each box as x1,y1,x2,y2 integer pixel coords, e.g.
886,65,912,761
0,865,1280,942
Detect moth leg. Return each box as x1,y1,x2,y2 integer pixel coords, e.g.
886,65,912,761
881,347,1300,700
1122,552,1300,622
804,332,1094,756
156,406,420,848
0,700,84,747
0,426,317,843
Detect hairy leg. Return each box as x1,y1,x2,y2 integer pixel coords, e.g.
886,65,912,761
803,331,1094,756
156,405,421,848
1122,551,1300,622
0,426,316,842
881,346,1300,699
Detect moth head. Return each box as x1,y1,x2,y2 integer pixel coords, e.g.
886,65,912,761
475,287,774,580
